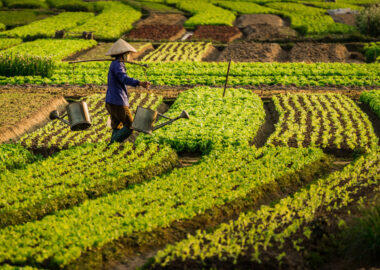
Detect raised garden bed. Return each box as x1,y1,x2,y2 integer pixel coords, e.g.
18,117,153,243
126,24,186,41
218,42,287,62
191,25,242,43
135,13,186,27
244,24,298,41
289,43,351,62
235,14,285,28
0,92,67,144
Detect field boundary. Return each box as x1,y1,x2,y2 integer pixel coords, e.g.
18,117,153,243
0,96,67,144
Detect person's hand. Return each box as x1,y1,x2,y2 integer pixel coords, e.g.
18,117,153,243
139,81,151,89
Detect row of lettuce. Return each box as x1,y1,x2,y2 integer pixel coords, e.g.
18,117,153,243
0,87,378,268
0,59,379,86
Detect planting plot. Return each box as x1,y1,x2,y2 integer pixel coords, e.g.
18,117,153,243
19,93,162,152
235,14,285,28
1,12,94,39
126,25,186,41
0,145,329,269
175,0,236,27
244,23,298,41
0,38,22,50
0,92,66,144
0,10,53,28
218,42,287,62
3,61,378,87
360,90,380,118
123,0,183,13
2,0,47,9
0,144,37,174
142,42,214,62
0,140,177,228
289,43,351,63
135,13,186,27
138,87,266,152
46,0,94,11
68,1,141,41
0,87,330,268
3,39,97,61
265,2,357,36
215,0,277,14
150,148,379,269
267,94,378,153
192,25,242,43
73,42,153,61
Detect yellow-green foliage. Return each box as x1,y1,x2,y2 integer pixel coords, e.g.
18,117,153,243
3,39,97,61
1,12,94,39
69,1,141,40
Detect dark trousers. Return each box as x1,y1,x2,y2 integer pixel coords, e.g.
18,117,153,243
106,103,134,144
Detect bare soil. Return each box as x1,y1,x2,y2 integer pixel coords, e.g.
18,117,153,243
290,43,351,63
126,25,186,41
218,42,288,62
0,93,67,144
0,85,374,100
236,14,285,28
191,25,243,43
244,24,298,41
69,42,154,61
135,13,186,27
330,13,357,26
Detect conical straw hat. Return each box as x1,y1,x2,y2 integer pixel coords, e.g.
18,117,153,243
106,39,137,56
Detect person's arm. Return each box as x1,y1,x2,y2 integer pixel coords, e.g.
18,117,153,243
114,61,140,87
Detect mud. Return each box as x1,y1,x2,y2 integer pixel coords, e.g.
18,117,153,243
126,25,186,41
218,42,287,62
290,43,351,62
192,25,243,43
135,13,186,27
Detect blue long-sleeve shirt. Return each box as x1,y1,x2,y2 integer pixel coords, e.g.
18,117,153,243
106,60,140,106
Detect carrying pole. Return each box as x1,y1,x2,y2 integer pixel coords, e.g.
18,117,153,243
67,59,149,68
223,59,232,98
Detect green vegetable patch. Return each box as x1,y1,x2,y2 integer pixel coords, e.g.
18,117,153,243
137,86,266,153
0,146,330,269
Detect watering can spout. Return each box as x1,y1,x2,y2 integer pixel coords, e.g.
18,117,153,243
132,106,189,134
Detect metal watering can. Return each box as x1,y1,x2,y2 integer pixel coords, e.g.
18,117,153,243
50,101,91,131
132,106,189,134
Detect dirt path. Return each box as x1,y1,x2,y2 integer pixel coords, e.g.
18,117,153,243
252,99,278,148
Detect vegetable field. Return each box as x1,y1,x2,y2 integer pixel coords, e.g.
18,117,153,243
0,0,379,269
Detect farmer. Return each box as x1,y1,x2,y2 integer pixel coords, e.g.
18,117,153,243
105,38,150,144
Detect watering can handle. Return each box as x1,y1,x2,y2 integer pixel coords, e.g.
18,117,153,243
156,112,172,120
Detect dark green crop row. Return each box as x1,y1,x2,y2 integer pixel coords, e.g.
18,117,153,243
1,62,379,87
360,89,380,118
0,145,329,269
150,148,379,269
0,141,177,228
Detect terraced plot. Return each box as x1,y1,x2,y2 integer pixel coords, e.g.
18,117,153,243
267,94,378,153
150,148,379,269
142,42,213,62
19,93,162,153
0,141,177,228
